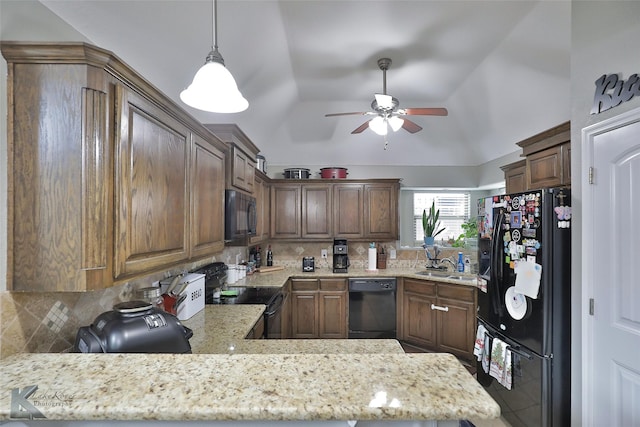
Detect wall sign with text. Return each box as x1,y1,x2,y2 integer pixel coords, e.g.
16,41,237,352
591,73,640,114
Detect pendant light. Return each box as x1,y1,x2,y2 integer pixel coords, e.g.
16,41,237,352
180,0,248,113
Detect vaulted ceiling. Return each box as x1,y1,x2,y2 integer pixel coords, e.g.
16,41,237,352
38,0,570,167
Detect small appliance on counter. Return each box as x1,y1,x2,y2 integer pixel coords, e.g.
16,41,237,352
160,273,205,320
302,256,315,272
193,262,228,303
333,239,349,273
74,301,193,353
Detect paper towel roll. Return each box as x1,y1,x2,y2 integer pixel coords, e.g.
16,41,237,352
368,248,377,271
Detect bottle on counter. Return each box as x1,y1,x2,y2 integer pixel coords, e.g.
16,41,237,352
457,252,464,273
266,245,273,267
255,246,262,268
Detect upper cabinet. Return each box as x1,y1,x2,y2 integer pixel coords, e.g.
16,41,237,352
502,121,571,193
204,124,259,194
250,170,270,245
269,179,400,241
2,42,227,291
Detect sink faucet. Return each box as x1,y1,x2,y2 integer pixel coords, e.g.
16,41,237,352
438,257,456,272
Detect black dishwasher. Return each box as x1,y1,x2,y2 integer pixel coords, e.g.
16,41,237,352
348,278,397,339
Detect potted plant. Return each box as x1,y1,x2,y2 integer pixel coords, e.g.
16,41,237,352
451,218,478,248
422,201,446,246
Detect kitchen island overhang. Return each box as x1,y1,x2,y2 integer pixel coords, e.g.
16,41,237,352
0,352,499,423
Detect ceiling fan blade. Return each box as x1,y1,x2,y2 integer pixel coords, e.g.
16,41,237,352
402,119,423,134
325,112,369,117
351,121,371,134
400,107,448,116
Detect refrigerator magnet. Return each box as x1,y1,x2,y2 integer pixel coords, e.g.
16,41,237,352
510,211,522,228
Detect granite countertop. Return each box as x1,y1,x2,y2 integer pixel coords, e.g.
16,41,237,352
234,266,478,288
0,352,499,422
184,305,405,354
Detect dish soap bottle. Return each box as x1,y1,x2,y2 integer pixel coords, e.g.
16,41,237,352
266,245,273,267
457,252,464,273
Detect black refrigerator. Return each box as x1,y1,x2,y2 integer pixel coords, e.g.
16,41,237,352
475,187,571,427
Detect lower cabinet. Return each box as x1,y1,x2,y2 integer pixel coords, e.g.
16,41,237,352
290,278,348,339
400,279,477,362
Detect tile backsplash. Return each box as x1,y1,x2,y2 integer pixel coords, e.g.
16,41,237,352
0,249,241,359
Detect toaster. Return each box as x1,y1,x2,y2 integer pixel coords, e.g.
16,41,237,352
302,256,315,272
74,301,193,353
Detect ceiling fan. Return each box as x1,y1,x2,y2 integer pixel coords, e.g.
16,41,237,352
325,58,448,136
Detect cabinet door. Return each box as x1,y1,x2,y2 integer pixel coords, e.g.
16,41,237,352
401,280,437,349
436,297,475,361
302,184,333,239
364,183,399,240
502,160,527,193
250,173,269,244
527,145,563,189
291,292,318,338
114,85,190,278
333,184,364,238
270,184,301,238
231,145,255,193
319,292,348,338
191,134,225,258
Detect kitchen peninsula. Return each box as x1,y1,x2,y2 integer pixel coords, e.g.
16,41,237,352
0,269,499,425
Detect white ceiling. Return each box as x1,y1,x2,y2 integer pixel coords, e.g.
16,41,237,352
39,0,571,168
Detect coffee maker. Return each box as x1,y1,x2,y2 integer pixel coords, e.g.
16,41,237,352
333,239,349,273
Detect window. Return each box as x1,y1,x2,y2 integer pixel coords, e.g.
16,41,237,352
413,192,470,245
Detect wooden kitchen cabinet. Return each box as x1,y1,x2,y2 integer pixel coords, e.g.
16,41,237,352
364,183,399,240
501,160,527,194
400,279,477,362
250,170,270,244
302,185,333,239
2,42,228,291
290,278,347,339
190,133,226,258
205,124,259,194
333,184,364,238
503,121,571,192
245,315,265,339
271,184,302,239
114,85,191,278
269,179,399,241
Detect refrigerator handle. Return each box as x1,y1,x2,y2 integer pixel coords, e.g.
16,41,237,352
490,209,505,317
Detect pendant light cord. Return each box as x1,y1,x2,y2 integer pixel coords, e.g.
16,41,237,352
212,0,218,51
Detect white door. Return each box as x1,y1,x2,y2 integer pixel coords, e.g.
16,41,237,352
583,108,640,426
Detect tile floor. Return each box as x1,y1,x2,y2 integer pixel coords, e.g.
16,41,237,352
399,341,512,427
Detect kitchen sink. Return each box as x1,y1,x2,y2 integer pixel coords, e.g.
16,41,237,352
414,271,477,283
414,270,451,277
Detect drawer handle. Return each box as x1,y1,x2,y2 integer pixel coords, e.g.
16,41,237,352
431,304,449,312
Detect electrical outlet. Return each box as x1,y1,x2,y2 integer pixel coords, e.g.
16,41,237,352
321,249,328,259
389,248,397,259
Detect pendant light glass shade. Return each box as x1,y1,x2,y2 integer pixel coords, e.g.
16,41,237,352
180,50,248,113
180,0,248,113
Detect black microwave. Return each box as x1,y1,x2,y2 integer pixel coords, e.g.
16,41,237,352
225,190,257,241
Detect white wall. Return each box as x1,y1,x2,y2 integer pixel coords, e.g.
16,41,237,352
0,0,91,291
570,2,640,425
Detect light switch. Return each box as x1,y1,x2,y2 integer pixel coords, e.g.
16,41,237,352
321,249,328,259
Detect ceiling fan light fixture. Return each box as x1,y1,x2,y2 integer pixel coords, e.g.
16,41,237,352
369,116,388,136
180,0,248,113
388,116,404,132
